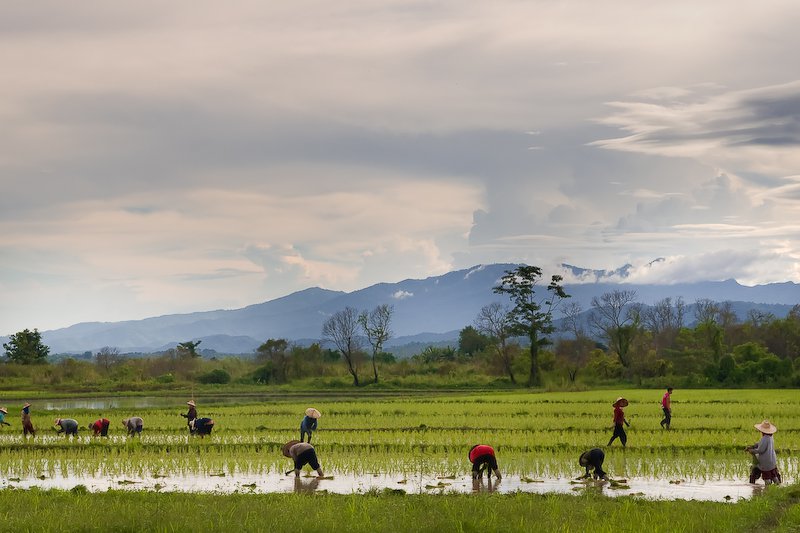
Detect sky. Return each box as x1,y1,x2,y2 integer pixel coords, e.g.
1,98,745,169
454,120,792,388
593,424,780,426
2,1,800,334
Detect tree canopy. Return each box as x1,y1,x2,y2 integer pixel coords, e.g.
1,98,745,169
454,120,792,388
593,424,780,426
3,328,50,364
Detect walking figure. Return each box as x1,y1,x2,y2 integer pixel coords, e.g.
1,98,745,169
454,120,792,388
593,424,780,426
660,387,673,430
608,397,630,447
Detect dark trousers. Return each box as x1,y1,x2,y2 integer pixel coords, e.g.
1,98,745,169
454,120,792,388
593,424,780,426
661,408,671,428
471,454,498,477
608,424,627,447
100,420,110,436
750,466,782,484
294,448,320,471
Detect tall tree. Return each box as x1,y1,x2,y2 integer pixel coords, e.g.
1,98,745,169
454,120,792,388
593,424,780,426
256,338,290,383
176,340,202,358
322,307,364,386
358,304,394,384
493,265,569,387
475,302,516,384
3,328,50,364
589,290,639,367
95,346,121,373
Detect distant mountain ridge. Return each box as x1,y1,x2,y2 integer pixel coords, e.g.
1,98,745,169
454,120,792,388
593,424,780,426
3,263,799,354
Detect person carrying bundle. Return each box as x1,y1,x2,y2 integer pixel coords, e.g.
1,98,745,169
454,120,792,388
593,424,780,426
469,444,501,480
746,420,781,485
88,417,111,437
300,408,321,443
190,417,214,437
122,417,144,437
282,440,324,478
578,448,608,480
181,400,197,434
54,418,79,436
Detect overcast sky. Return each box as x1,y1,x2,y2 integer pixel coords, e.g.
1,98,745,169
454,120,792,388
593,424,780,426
2,1,800,334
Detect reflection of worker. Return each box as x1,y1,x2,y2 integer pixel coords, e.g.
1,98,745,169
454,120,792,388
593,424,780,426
746,420,781,485
22,403,35,437
293,476,321,493
0,407,11,428
578,448,608,480
122,417,144,437
55,418,79,436
300,408,321,443
283,440,324,477
608,397,630,447
469,444,501,480
660,387,673,430
191,417,214,437
89,417,111,437
181,400,197,434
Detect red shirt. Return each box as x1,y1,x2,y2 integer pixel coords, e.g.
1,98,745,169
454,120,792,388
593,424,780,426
90,418,109,435
469,445,495,463
613,406,625,425
662,392,671,409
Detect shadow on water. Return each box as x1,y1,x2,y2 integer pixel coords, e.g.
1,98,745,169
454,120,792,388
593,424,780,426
0,472,769,502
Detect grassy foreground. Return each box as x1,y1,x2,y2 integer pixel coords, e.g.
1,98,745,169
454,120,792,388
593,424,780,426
0,485,798,533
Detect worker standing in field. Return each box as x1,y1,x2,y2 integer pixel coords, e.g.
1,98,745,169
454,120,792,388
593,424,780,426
608,397,630,447
746,420,781,485
122,416,144,437
88,417,111,437
282,439,325,478
469,444,502,480
54,418,79,436
182,400,197,434
0,407,11,428
190,417,214,437
578,448,608,480
660,387,673,430
21,403,35,437
300,408,321,443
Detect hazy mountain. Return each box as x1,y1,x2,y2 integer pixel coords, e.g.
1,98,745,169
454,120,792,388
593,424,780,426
3,263,799,354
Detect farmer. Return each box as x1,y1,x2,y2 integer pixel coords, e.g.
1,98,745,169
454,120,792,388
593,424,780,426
190,417,214,437
746,420,781,485
55,418,79,436
122,416,144,437
578,448,608,480
608,397,631,447
660,387,673,430
469,444,502,480
181,400,197,434
88,417,111,437
0,407,10,428
300,408,321,443
21,403,35,436
282,440,324,477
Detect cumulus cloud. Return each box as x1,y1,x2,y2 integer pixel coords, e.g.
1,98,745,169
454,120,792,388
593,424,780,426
392,290,413,300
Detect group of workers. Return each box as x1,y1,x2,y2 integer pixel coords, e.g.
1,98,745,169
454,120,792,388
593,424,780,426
0,391,783,486
0,400,215,438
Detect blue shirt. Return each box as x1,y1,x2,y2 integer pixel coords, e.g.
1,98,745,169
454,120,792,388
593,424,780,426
300,416,317,432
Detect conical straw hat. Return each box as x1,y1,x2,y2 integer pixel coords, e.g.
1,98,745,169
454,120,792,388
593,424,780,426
754,420,777,434
305,408,322,419
612,397,628,407
282,440,301,457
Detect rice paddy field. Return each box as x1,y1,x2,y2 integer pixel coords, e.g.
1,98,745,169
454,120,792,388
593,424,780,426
1,389,799,531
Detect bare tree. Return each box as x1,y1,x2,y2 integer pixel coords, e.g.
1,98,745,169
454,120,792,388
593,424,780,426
559,302,592,382
589,289,639,367
359,304,394,384
642,297,685,352
95,346,120,373
475,302,516,384
322,307,364,386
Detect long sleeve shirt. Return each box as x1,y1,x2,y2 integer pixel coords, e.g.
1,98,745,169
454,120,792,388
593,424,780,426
752,435,777,471
57,419,79,434
613,407,626,425
469,445,495,463
300,416,317,432
125,417,144,433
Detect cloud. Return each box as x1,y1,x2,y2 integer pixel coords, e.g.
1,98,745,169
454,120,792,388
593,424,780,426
392,290,413,300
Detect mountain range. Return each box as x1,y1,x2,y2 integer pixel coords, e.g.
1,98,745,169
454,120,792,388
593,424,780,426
3,263,799,355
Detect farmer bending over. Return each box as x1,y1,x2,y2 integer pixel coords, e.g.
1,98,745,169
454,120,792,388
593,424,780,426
0,407,10,428
122,417,144,437
190,417,215,437
55,418,79,436
469,444,501,480
747,420,781,485
578,448,608,480
283,440,324,478
88,417,110,437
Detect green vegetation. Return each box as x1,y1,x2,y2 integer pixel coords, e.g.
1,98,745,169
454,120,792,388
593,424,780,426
0,486,797,532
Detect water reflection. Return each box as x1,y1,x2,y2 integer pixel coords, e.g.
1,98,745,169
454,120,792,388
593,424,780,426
471,476,500,493
294,476,321,493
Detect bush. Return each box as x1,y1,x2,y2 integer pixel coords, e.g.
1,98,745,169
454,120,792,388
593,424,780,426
156,373,175,383
197,369,231,384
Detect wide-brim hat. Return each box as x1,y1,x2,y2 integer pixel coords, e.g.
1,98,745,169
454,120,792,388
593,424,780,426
187,400,196,407
54,418,61,425
754,420,777,434
305,408,322,419
0,407,7,414
282,440,301,458
613,397,629,407
23,403,31,409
